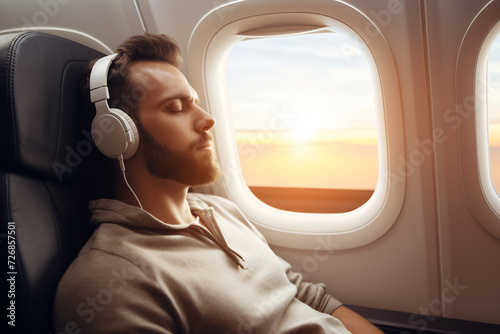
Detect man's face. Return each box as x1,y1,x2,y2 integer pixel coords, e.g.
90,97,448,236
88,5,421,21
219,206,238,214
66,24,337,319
129,60,221,186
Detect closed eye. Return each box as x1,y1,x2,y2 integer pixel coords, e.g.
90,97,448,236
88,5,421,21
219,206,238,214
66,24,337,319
165,100,183,113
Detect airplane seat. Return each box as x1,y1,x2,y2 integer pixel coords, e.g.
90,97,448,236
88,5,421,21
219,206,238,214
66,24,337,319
0,31,113,333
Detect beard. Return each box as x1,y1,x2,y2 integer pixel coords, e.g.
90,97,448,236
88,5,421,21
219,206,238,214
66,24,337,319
137,121,222,186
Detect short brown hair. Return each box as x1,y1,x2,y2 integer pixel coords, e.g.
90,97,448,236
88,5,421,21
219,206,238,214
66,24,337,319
82,33,182,116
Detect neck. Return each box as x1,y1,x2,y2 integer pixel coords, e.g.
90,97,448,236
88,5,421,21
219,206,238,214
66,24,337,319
113,159,195,226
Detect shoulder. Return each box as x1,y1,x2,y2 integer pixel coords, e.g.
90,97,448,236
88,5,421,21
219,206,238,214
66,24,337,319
55,225,151,305
56,247,145,300
53,248,176,332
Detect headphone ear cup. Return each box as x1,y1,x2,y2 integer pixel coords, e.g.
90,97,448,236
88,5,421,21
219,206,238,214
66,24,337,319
91,108,139,160
115,109,139,160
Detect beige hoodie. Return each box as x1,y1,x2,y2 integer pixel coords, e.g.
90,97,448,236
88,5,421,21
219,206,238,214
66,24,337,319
53,193,350,333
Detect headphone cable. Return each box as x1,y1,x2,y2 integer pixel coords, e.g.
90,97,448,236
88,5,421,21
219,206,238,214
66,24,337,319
118,155,143,210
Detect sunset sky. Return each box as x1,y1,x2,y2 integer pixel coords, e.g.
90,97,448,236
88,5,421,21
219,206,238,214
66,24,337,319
226,32,379,190
226,31,500,192
488,35,500,193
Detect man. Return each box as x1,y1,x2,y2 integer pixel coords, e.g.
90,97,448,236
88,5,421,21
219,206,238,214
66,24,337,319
53,33,382,333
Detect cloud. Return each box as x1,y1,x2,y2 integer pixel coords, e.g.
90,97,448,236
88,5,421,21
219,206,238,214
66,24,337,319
226,32,378,131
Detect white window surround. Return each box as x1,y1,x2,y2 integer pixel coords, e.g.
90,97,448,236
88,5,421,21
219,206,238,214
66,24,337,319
187,0,405,250
457,0,500,240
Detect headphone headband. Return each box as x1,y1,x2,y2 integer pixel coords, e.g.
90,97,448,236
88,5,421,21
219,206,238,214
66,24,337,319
89,54,118,108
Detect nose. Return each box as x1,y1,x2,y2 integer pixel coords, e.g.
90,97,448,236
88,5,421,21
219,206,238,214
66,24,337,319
196,105,216,133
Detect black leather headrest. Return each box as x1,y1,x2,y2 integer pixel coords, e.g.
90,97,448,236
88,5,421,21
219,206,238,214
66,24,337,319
0,31,109,182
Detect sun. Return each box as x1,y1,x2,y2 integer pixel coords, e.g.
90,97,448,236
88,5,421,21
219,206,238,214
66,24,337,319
291,118,319,144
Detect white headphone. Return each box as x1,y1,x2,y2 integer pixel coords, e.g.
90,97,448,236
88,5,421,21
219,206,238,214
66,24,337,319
89,54,139,160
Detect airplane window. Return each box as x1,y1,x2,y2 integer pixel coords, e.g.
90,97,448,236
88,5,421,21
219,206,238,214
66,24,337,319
189,6,405,249
457,10,500,238
488,33,500,195
226,32,379,213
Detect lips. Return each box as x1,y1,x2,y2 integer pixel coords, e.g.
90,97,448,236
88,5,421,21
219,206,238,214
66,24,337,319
196,140,212,150
194,133,214,150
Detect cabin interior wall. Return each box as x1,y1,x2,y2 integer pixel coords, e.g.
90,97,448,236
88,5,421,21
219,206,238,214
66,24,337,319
0,0,499,325
423,0,500,324
0,0,145,49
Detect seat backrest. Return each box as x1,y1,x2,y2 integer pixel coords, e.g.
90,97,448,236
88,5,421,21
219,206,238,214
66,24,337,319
0,31,113,334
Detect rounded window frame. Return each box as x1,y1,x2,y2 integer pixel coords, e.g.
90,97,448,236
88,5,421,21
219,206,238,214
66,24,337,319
456,0,500,240
187,0,405,250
